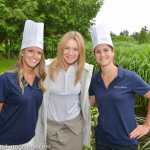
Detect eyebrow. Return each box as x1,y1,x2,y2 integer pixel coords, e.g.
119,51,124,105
28,49,43,53
95,48,108,51
65,46,79,49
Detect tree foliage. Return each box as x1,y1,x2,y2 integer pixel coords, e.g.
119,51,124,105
0,0,41,58
0,0,104,58
112,35,136,43
130,32,139,41
147,31,150,41
110,31,116,37
141,26,148,33
138,30,149,45
119,30,129,36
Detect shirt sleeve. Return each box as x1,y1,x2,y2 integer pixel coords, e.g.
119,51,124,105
0,74,10,103
89,80,95,96
132,72,150,97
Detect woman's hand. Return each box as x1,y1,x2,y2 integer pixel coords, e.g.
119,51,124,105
130,124,150,140
130,91,150,140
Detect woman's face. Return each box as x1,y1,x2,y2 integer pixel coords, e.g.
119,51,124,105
94,44,114,67
22,47,43,70
63,39,80,67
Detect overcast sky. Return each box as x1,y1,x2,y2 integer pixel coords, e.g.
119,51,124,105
94,0,150,35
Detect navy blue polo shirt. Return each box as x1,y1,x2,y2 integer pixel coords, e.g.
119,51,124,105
0,72,43,145
89,65,150,145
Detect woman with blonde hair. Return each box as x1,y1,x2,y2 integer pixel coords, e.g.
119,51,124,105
35,31,93,150
0,20,46,150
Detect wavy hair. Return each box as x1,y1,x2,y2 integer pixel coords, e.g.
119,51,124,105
7,49,47,94
49,31,85,85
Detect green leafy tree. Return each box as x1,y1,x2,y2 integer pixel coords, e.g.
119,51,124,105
0,0,41,58
0,0,104,59
147,31,150,41
141,26,148,33
120,30,129,36
138,30,149,45
130,32,139,41
110,31,116,37
120,31,124,36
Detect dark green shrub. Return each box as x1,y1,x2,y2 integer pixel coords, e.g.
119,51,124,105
138,30,149,45
112,35,136,43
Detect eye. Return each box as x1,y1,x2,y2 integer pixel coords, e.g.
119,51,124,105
38,52,42,55
28,50,33,52
65,47,69,50
104,49,108,52
96,50,100,54
74,48,78,51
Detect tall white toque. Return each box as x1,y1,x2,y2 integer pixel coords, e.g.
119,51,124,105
91,23,113,51
21,20,44,50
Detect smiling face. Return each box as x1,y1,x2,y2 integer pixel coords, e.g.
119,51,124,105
22,47,43,70
94,44,114,67
63,39,80,68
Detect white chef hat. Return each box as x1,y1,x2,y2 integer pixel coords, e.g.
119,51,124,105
21,20,44,50
91,23,113,51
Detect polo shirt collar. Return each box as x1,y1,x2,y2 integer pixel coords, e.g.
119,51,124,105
96,64,125,83
34,76,40,82
117,65,125,78
22,75,40,83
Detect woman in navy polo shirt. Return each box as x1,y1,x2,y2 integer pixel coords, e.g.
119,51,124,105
0,20,46,149
89,23,150,150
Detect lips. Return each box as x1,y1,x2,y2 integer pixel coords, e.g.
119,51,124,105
100,58,107,61
66,56,74,60
30,59,37,62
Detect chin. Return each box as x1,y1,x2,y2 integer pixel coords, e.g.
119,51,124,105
99,63,109,67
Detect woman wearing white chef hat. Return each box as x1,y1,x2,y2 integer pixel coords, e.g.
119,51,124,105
0,20,46,150
89,23,150,150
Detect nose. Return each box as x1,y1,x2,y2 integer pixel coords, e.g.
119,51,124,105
68,49,73,55
32,51,38,58
100,51,104,56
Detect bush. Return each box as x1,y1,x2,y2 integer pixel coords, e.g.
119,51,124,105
138,30,149,45
112,35,136,43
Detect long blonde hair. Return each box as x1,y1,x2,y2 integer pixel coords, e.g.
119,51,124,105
7,49,47,94
49,31,85,85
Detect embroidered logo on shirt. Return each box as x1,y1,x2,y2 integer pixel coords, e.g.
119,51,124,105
114,86,127,89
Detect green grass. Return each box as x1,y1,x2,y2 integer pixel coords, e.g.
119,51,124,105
0,57,17,74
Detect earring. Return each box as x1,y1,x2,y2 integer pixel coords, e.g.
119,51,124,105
22,54,23,56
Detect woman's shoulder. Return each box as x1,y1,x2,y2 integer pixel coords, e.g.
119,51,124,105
0,72,7,80
117,65,136,78
0,71,17,82
123,68,137,77
92,71,100,79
